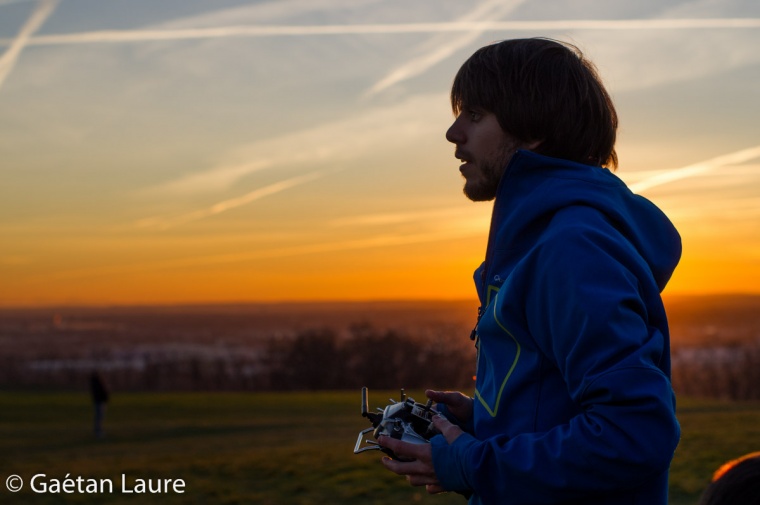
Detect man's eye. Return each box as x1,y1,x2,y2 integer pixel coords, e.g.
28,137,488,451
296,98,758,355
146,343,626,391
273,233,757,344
469,110,481,121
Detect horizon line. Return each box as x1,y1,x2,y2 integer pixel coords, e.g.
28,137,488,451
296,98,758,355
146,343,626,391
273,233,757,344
2,292,760,311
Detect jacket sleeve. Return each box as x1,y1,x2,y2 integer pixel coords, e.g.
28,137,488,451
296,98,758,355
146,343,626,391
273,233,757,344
431,222,680,503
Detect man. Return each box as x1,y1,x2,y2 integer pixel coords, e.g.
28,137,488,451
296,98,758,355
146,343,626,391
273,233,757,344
378,38,682,504
699,452,760,505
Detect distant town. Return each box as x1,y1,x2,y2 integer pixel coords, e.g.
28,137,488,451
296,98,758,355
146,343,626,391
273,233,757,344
1,295,758,400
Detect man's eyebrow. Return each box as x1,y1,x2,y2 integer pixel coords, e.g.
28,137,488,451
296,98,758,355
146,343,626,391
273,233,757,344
462,104,489,114
455,101,474,112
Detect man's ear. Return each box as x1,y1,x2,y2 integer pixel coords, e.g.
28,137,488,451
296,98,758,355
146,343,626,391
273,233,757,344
523,139,542,151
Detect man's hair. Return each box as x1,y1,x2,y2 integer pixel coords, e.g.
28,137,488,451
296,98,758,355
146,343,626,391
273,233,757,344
451,38,618,169
699,452,760,505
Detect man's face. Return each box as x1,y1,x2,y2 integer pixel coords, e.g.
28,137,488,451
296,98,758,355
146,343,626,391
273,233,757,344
445,108,521,202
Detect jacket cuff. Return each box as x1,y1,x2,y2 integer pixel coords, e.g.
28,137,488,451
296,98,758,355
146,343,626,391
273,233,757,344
430,432,478,493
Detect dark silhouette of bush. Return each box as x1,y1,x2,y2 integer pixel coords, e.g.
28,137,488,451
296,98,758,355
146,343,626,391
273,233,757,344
266,323,475,391
267,328,346,390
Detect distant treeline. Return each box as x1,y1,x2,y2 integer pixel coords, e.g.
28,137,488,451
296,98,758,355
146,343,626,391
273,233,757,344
3,320,760,400
266,324,475,391
672,342,760,401
0,323,476,393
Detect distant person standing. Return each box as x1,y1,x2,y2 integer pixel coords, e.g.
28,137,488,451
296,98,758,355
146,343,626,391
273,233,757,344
89,371,109,438
378,38,681,504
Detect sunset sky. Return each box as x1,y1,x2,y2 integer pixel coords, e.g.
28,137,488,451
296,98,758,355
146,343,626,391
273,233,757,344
1,0,759,307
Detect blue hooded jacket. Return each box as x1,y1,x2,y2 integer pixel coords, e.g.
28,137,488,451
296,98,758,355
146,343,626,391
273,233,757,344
431,150,682,504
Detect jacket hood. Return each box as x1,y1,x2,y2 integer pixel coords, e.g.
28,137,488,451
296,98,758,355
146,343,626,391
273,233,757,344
487,150,681,291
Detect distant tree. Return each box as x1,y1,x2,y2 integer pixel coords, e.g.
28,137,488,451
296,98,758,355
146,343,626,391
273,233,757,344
265,323,477,391
341,324,414,389
416,334,476,391
672,342,760,401
268,328,344,390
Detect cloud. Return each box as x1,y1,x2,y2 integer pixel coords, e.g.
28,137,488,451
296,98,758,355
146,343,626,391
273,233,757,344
31,145,760,283
363,0,529,97
3,7,757,98
141,117,358,198
34,143,760,282
138,92,448,219
144,161,272,196
0,0,57,91
629,145,760,193
151,0,383,29
137,167,342,230
3,18,759,47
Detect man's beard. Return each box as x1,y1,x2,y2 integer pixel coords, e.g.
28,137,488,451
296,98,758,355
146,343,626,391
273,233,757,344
463,145,513,202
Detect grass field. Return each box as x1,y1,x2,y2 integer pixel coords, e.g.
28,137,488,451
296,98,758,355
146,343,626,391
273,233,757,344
0,390,757,504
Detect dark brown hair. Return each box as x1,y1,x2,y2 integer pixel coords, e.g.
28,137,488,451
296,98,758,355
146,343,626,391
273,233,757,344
451,38,618,169
699,452,760,505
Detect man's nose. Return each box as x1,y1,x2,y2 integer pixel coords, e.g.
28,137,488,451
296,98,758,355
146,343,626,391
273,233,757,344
445,118,465,145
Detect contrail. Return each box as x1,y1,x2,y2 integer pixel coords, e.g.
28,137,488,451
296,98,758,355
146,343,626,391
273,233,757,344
0,0,38,5
38,145,760,281
139,144,760,229
143,92,443,198
137,167,341,230
364,0,529,97
0,0,57,91
2,18,760,47
629,145,760,193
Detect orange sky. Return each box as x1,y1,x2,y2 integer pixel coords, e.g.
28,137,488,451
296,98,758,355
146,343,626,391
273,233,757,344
1,1,760,307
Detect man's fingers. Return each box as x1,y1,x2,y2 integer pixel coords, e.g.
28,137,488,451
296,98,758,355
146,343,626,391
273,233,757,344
432,413,464,444
426,389,457,404
426,389,468,403
426,390,472,413
377,435,430,462
407,474,441,487
426,484,446,494
381,457,430,477
377,435,444,493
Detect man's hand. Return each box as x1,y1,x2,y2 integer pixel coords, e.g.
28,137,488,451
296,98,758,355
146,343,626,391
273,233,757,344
426,389,473,424
379,413,464,494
